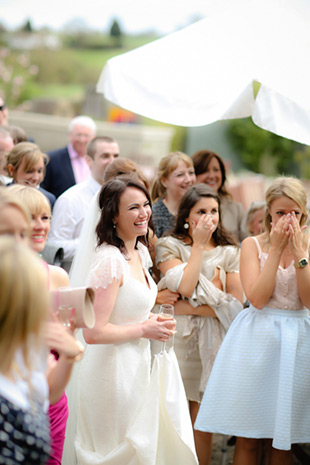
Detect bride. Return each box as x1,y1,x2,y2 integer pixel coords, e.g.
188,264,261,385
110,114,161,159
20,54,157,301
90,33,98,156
65,176,198,464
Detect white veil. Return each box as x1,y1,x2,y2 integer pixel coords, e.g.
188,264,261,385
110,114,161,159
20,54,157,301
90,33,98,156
62,191,101,465
69,191,101,286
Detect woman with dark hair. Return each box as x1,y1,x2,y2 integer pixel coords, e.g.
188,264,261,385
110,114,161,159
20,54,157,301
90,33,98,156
156,184,244,465
191,150,247,242
74,176,178,464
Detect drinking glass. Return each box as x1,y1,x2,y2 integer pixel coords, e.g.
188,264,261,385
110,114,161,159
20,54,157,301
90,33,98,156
158,304,174,353
58,305,75,331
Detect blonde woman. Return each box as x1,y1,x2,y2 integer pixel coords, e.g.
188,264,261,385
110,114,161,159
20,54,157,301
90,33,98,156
5,141,55,207
7,185,83,465
151,151,196,238
0,186,30,240
0,236,51,464
196,177,310,465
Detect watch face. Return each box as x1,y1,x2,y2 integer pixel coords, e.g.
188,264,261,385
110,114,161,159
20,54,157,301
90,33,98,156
299,258,308,267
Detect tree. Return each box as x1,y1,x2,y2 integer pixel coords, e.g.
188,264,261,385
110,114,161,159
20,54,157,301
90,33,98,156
227,118,306,177
22,19,33,33
109,19,123,48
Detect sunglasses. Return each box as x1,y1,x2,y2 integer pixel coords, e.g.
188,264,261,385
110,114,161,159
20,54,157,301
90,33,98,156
0,104,6,111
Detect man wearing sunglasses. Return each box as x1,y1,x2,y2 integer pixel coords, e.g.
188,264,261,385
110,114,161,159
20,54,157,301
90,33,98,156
0,97,8,127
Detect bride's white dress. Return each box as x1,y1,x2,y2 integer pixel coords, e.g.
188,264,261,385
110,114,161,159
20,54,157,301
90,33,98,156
72,241,198,464
74,243,157,464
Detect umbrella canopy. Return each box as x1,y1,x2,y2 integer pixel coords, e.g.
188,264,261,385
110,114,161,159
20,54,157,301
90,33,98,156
98,0,310,145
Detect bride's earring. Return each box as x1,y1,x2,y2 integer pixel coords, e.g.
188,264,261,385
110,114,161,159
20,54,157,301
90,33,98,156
184,222,189,229
113,222,116,229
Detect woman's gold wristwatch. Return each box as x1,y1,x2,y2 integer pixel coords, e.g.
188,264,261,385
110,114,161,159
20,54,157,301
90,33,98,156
294,258,309,268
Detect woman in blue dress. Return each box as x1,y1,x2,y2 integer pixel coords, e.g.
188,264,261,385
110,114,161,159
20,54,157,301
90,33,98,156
195,177,310,465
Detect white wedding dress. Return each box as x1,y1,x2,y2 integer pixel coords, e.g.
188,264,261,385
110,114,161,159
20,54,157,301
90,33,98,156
74,243,198,465
74,243,156,463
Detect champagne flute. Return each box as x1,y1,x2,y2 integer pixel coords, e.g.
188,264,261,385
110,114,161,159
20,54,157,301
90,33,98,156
58,305,75,332
158,304,174,353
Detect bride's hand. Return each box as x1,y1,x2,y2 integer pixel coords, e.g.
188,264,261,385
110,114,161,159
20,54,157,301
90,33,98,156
141,315,176,342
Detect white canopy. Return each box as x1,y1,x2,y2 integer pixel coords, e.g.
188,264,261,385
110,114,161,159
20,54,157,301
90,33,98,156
98,0,310,145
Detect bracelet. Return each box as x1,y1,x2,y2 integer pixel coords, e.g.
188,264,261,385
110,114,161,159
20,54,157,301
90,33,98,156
65,341,84,362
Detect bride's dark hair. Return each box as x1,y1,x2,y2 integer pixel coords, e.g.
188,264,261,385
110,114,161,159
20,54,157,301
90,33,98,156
96,175,153,255
172,184,237,246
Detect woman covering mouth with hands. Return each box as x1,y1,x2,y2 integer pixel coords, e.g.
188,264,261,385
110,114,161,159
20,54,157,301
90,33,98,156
191,150,247,243
195,177,310,465
155,184,243,465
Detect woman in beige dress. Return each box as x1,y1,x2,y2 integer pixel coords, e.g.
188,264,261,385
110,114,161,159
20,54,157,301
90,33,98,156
156,184,244,465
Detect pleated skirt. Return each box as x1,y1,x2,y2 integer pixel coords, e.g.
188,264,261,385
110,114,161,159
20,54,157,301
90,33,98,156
195,306,310,450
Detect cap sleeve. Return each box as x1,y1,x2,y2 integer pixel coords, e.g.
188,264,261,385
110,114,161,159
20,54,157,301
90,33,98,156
223,246,240,273
155,236,182,265
137,242,153,269
87,244,127,289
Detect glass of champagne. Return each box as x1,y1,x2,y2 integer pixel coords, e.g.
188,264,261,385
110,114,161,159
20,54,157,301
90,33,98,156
58,305,75,331
158,304,174,353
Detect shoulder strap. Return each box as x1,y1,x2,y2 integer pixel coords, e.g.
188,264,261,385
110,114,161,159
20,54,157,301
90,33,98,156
251,236,262,255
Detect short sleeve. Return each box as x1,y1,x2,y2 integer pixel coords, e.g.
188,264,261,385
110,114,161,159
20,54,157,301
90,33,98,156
137,243,153,269
223,246,240,273
155,236,182,265
87,245,127,289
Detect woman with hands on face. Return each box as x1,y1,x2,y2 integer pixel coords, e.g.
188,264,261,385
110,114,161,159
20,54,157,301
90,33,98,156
195,177,310,465
156,184,244,465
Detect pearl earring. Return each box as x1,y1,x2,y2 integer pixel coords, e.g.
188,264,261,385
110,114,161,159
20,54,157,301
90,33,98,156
113,223,116,229
184,222,189,229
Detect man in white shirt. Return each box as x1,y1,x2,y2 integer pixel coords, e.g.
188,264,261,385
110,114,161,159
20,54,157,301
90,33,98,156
47,136,119,271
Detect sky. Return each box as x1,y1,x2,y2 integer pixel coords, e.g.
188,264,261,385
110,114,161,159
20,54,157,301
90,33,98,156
1,0,213,35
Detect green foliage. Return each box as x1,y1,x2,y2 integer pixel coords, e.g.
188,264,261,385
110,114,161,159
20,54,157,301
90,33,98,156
228,118,306,177
110,20,122,39
22,19,33,33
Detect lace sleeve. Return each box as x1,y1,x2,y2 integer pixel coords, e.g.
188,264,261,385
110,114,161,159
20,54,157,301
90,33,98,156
87,245,127,289
137,242,153,269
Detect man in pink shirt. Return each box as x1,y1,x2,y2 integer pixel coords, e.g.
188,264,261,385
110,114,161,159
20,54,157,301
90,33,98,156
42,116,96,198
